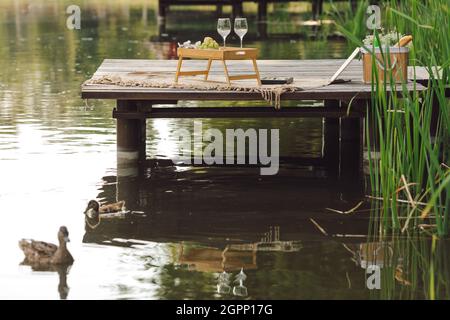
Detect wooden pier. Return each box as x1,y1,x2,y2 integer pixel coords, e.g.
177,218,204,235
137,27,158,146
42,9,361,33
81,59,429,178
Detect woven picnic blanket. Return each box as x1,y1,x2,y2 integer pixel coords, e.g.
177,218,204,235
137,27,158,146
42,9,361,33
84,71,331,109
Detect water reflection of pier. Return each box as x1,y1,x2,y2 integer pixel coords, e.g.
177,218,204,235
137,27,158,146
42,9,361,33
83,160,368,248
82,167,375,298
177,226,302,272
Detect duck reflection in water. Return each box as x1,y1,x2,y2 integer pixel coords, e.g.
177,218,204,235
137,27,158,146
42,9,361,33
18,263,72,299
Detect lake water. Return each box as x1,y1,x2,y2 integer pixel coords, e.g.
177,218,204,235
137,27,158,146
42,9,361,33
0,0,447,300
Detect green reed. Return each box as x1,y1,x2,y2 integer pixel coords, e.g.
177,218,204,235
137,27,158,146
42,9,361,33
330,0,369,54
362,199,448,299
335,0,449,236
366,232,450,300
366,198,450,300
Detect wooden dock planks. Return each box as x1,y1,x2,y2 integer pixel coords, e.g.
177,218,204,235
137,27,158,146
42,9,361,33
82,59,429,101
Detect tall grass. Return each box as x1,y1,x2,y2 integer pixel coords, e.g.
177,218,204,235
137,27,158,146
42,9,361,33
335,0,449,236
366,231,450,299
329,0,369,54
365,194,450,300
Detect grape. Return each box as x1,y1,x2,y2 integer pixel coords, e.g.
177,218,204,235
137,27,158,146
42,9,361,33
198,37,219,49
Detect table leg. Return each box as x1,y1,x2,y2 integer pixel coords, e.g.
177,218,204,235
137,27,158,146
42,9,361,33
222,59,231,86
175,56,183,84
205,58,212,81
252,58,262,86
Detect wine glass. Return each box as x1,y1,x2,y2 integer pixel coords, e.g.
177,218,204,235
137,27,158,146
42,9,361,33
217,18,231,48
234,18,248,48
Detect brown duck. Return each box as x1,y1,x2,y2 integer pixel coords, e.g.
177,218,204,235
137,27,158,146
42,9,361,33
84,200,126,222
19,226,74,265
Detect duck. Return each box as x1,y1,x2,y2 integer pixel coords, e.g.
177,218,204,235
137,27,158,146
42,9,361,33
84,200,126,220
84,200,147,230
83,200,128,228
19,226,74,265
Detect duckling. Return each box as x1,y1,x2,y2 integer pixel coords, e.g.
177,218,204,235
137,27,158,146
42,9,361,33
19,226,74,265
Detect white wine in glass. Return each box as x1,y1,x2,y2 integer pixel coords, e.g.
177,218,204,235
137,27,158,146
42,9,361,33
234,18,248,48
217,18,231,48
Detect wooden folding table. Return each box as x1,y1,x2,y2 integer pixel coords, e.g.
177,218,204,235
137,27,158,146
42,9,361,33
175,47,261,86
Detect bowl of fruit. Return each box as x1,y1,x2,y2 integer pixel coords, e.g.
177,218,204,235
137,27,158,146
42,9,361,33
178,37,220,50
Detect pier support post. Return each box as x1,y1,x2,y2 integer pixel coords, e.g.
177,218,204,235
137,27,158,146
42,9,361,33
312,0,323,20
323,100,340,177
340,100,365,180
340,117,362,176
350,0,358,12
216,4,223,17
158,18,167,36
116,100,147,176
158,0,167,19
339,115,364,199
257,1,268,39
232,1,244,18
117,174,141,209
157,0,167,36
